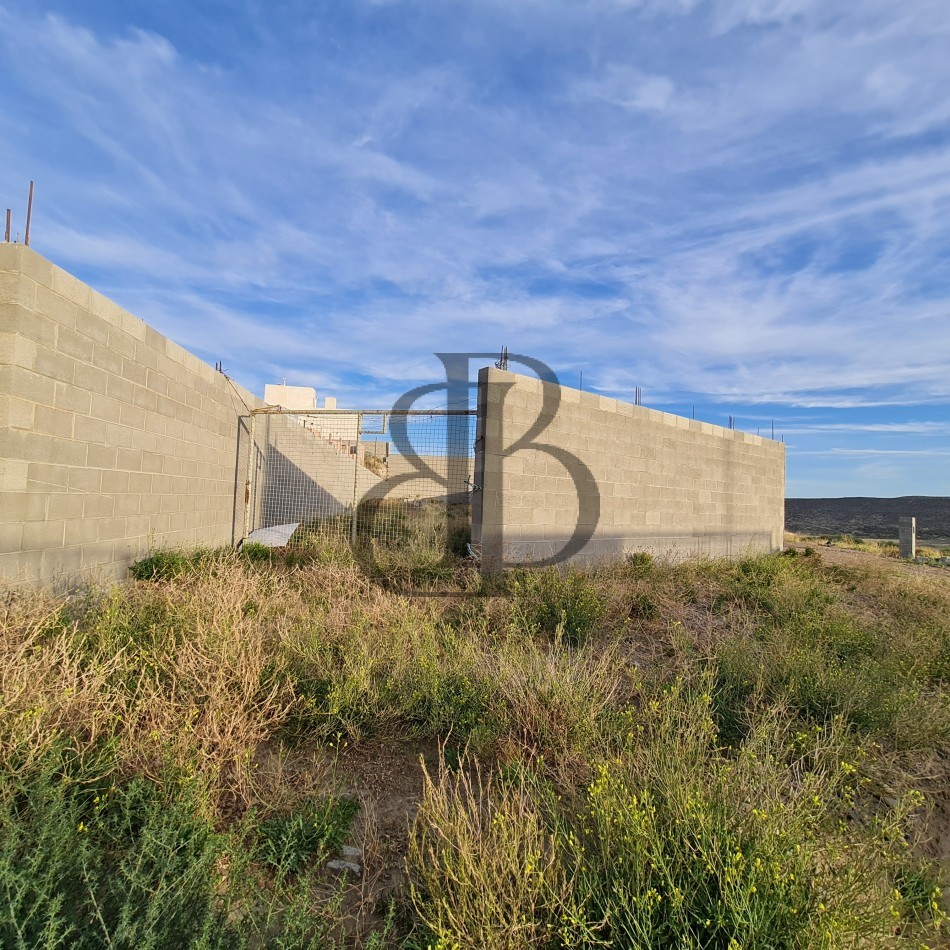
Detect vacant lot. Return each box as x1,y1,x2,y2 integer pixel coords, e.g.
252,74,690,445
2,531,949,948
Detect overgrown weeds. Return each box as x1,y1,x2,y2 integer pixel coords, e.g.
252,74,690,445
1,534,948,947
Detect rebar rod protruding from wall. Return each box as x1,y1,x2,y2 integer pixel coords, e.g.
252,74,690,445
4,209,10,242
24,181,34,247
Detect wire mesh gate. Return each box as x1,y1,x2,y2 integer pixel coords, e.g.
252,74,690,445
242,409,477,555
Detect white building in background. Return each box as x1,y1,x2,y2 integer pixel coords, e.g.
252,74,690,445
263,384,336,410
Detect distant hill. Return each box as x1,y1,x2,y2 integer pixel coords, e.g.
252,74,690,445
786,496,950,542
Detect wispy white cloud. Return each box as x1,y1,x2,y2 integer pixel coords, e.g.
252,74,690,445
0,0,948,495
797,448,950,457
785,422,950,435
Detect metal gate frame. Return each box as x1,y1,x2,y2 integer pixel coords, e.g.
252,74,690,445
242,408,477,547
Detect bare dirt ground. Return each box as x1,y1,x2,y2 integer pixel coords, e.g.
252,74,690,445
321,738,442,941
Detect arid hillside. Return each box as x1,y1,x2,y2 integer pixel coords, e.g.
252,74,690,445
787,495,950,543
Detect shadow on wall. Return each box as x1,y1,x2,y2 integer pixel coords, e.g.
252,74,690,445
497,529,777,566
260,444,352,526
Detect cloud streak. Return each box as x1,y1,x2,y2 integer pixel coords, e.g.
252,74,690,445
0,0,947,495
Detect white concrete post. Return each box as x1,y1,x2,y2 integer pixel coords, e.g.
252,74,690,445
898,516,916,559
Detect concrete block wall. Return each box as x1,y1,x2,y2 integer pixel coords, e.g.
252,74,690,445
248,412,382,529
384,454,475,500
0,244,260,587
473,368,785,569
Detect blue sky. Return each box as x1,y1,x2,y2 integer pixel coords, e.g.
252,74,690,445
1,0,948,497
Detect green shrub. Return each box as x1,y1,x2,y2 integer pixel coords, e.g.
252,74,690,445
255,796,359,877
129,549,195,581
625,551,655,575
575,686,932,947
0,745,235,949
509,567,604,646
240,541,275,563
409,683,946,949
628,590,658,620
711,556,950,750
128,548,222,582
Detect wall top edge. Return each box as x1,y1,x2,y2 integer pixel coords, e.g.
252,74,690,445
0,243,261,411
481,367,784,451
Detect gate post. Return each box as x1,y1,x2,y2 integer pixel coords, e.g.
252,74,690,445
351,412,361,546
243,411,257,542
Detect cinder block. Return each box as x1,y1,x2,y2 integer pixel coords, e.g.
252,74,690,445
41,545,85,582
74,415,108,444
81,541,116,571
0,549,44,584
150,473,172,494
0,427,52,464
107,327,136,359
117,309,147,342
74,307,111,345
129,429,155,455
32,346,75,384
72,361,109,396
132,387,158,412
134,340,161,371
4,301,58,348
124,514,152,538
139,494,162,515
121,358,148,387
143,412,167,436
1,246,54,287
0,458,29,492
33,405,74,439
68,467,102,493
0,521,23,553
0,491,48,521
54,382,92,415
86,444,118,470
91,343,124,376
156,330,182,363
119,403,146,430
47,493,86,520
0,394,34,430
113,493,140,515
88,392,122,423
106,374,134,404
35,286,78,330
0,270,37,309
27,462,71,491
51,266,92,309
65,518,98,546
96,517,127,542
106,424,133,448
0,330,38,369
145,369,168,395
128,472,152,494
22,520,65,551
54,324,94,362
83,495,115,518
141,452,163,474
116,448,143,472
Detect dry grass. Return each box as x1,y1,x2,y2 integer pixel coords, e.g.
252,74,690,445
1,541,948,946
